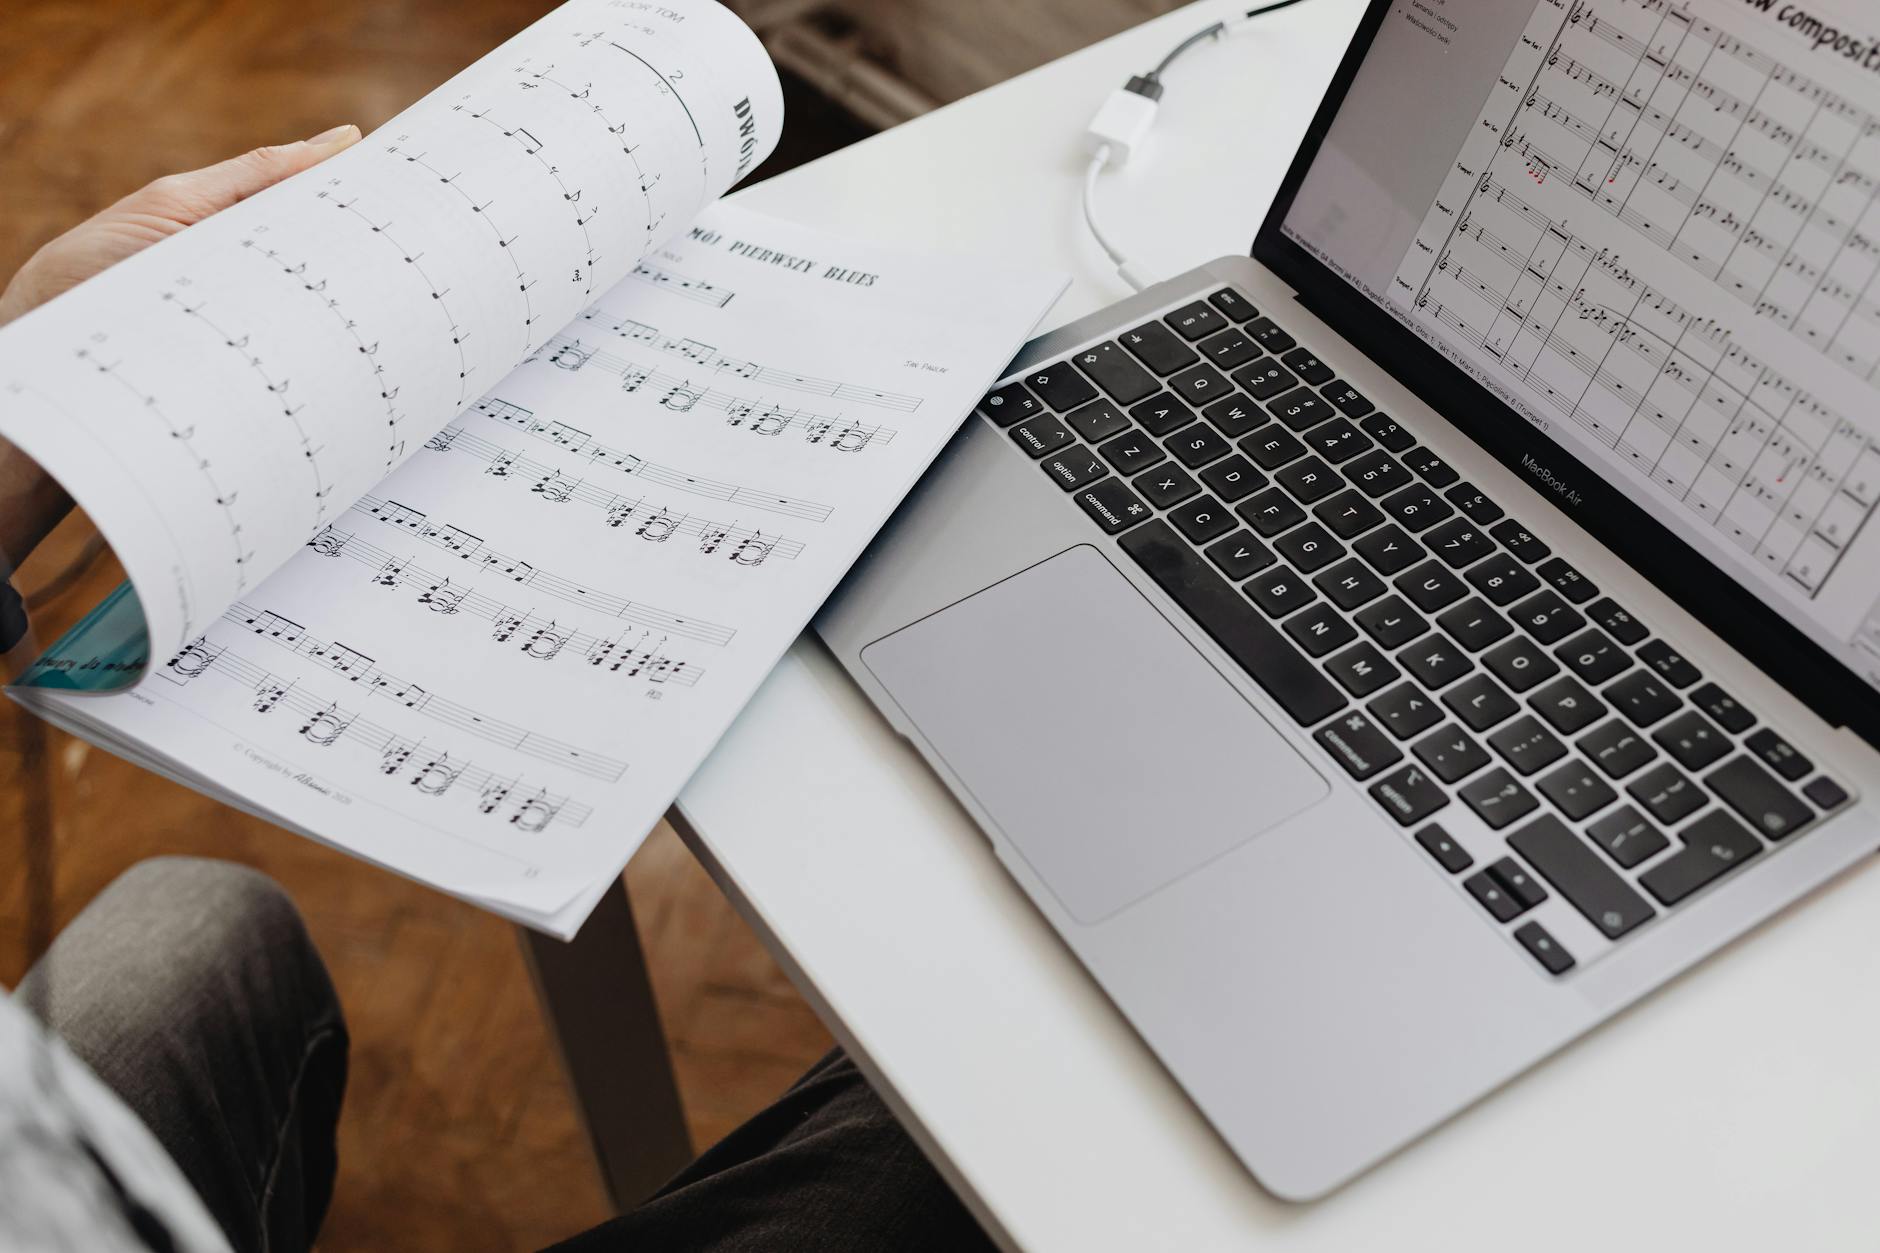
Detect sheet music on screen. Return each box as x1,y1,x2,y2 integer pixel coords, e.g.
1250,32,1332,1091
1284,0,1880,694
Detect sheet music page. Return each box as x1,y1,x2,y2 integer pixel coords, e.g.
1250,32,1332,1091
1389,0,1880,681
21,203,1065,933
0,0,782,674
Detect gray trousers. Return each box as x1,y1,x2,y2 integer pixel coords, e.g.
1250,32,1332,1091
19,858,993,1253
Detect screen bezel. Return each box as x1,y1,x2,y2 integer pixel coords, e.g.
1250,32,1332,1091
1251,0,1880,749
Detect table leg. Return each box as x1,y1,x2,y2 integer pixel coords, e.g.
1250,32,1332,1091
518,876,693,1212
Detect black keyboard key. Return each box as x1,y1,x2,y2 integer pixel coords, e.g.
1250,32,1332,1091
1135,462,1202,509
1354,595,1429,649
1369,682,1444,739
1627,762,1705,825
1706,755,1812,840
1322,380,1374,417
1579,719,1657,780
1302,417,1372,465
1232,357,1297,402
1606,671,1681,728
1168,362,1233,408
1314,557,1387,610
1208,287,1258,321
1484,636,1560,693
1358,412,1415,452
1241,426,1308,471
1413,723,1492,783
1281,346,1334,385
1510,589,1585,645
1691,682,1755,734
1352,524,1425,576
1400,633,1475,691
1744,728,1811,781
1555,627,1631,686
1119,522,1346,725
1238,487,1306,537
1344,449,1414,499
1073,478,1153,534
1465,869,1527,922
1201,394,1269,439
1314,710,1403,780
1395,560,1468,612
1589,597,1647,645
1196,327,1261,372
1246,316,1297,353
1313,489,1385,540
1445,481,1504,524
1529,676,1606,735
1638,639,1701,688
1165,300,1227,342
1121,321,1199,374
1437,598,1512,651
1011,413,1076,458
1489,519,1549,563
1444,674,1521,731
1204,530,1276,581
1167,422,1233,469
1489,715,1567,776
1587,806,1669,869
1428,523,1504,571
1804,776,1850,811
1508,814,1657,939
1274,456,1342,505
1097,429,1166,476
1072,341,1159,405
1370,762,1449,826
1064,398,1132,443
1652,710,1730,772
1490,857,1550,910
1639,809,1763,906
1042,448,1109,491
1246,565,1317,618
1514,921,1576,975
1275,522,1344,574
979,381,1042,427
1268,386,1336,432
1024,361,1097,411
1130,391,1198,436
1415,822,1473,873
1536,557,1597,604
1402,446,1458,487
1285,601,1359,657
1324,640,1400,697
1464,553,1540,605
1198,453,1266,502
1536,759,1618,821
1460,767,1539,829
1169,494,1235,545
1380,483,1454,532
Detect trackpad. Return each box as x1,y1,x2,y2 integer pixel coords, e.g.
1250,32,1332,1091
862,545,1329,923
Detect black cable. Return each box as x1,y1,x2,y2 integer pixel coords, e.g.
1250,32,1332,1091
1145,0,1316,85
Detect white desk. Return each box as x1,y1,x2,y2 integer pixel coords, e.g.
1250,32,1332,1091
672,1,1880,1247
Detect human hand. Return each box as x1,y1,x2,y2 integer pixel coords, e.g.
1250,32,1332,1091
0,124,362,327
0,126,363,571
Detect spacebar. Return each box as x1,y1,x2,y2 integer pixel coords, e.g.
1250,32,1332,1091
1118,521,1346,726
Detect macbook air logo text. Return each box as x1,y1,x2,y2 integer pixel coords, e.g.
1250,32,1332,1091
1520,454,1583,507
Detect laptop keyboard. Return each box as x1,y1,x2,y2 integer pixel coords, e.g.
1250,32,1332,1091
978,287,1853,978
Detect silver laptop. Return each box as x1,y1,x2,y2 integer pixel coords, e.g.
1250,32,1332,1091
818,0,1880,1199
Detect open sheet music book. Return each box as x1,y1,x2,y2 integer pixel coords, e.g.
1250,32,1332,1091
0,0,1064,936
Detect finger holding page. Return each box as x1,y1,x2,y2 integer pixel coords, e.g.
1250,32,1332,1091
0,0,782,690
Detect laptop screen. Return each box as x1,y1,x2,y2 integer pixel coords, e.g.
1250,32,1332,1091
1273,0,1880,716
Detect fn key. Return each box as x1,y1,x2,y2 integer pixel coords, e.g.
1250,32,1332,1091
1074,478,1152,534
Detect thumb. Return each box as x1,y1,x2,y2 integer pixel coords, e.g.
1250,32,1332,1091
126,124,364,226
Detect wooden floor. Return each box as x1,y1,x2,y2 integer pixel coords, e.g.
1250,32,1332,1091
0,2,872,1248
